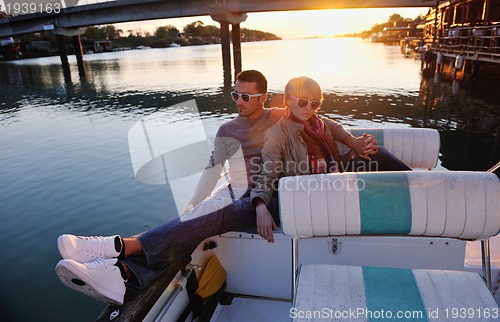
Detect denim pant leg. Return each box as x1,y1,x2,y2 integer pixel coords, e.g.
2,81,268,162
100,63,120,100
340,146,411,172
123,196,280,291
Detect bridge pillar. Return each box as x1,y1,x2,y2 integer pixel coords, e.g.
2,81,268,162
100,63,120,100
56,35,71,83
231,23,242,75
55,27,87,80
219,22,232,86
71,35,86,78
210,6,247,86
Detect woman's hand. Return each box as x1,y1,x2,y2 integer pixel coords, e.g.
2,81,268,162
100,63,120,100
345,133,379,160
361,133,379,156
255,199,278,243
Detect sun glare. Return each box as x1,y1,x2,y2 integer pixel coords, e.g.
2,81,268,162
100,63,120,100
118,8,429,39
292,10,355,37
243,8,428,38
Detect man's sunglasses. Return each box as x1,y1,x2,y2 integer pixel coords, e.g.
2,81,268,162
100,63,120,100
290,95,322,110
231,91,264,103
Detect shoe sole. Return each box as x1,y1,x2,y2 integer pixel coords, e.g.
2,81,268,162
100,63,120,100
55,261,123,306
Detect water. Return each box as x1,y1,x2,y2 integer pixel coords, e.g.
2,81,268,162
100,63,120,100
0,38,499,322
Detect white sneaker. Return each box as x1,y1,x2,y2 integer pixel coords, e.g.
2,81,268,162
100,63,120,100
55,258,126,306
58,234,121,263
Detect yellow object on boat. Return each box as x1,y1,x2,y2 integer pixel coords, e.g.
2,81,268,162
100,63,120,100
197,255,226,299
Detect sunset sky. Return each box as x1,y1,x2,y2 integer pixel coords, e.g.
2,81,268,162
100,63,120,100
117,8,430,39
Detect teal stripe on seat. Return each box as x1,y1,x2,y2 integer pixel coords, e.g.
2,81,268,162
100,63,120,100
357,172,411,234
350,129,384,146
363,267,428,321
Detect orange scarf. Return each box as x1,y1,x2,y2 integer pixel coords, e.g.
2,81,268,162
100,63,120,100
289,113,339,174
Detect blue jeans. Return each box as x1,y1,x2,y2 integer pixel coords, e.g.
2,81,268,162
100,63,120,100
340,146,411,172
123,195,280,292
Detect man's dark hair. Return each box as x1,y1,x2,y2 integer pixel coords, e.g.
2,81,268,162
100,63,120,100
236,70,267,93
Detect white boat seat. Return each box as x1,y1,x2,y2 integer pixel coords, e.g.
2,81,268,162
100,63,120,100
279,171,500,240
341,128,440,169
279,171,500,321
294,264,500,322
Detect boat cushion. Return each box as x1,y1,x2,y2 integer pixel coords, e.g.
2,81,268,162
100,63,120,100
339,128,440,169
279,171,500,240
293,264,500,321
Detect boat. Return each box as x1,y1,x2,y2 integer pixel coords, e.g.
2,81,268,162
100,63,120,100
169,43,181,48
81,40,114,53
97,126,500,322
0,37,20,59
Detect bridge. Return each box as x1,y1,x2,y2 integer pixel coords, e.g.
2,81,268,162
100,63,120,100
0,0,440,82
1,0,439,37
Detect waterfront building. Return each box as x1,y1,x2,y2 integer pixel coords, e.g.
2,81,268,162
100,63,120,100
422,0,500,80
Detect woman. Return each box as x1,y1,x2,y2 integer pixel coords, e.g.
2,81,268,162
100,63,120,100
250,76,410,242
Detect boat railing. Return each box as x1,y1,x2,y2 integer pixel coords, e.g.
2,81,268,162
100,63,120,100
482,161,500,289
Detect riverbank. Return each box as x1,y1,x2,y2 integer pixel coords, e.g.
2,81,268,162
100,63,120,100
5,22,282,60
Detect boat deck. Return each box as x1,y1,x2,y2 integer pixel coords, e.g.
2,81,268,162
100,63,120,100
95,233,500,322
208,236,500,322
212,297,291,322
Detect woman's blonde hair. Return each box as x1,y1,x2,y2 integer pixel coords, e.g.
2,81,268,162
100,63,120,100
284,76,323,106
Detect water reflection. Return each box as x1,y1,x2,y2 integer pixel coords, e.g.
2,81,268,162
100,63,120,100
417,74,500,172
2,51,498,175
0,60,238,120
0,62,64,87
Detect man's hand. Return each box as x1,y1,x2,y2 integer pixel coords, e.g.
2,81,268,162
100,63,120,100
180,204,195,217
255,199,278,243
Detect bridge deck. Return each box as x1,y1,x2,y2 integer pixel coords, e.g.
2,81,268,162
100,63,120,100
1,0,438,37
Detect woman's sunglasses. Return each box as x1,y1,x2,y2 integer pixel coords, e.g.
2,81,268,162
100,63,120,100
290,95,322,110
231,91,264,103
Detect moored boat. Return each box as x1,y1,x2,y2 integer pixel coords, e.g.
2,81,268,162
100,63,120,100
0,37,20,59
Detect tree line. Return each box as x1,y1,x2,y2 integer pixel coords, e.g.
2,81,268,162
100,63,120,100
12,20,280,57
357,13,425,39
81,20,281,48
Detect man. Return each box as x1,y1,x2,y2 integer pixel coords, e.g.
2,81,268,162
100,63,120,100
55,70,287,306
